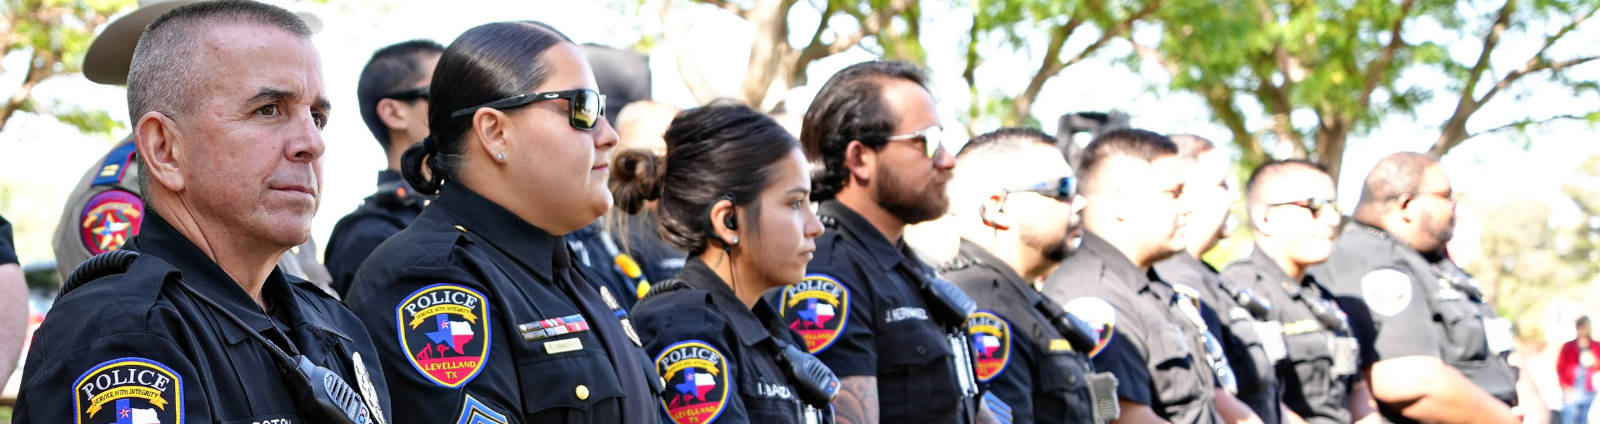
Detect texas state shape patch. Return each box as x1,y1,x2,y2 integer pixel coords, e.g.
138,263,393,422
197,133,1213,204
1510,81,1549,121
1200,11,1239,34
74,357,183,424
80,189,144,255
397,284,491,388
779,274,849,353
657,341,731,424
966,311,1011,382
1064,297,1117,358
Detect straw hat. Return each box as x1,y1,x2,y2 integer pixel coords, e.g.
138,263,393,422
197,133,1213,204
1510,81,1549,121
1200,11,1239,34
83,0,323,85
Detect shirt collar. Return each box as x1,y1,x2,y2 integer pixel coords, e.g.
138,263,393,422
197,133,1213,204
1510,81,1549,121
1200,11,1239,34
818,200,909,270
433,181,559,281
676,258,770,347
377,169,402,185
1247,245,1299,288
956,239,1032,290
1078,230,1151,292
124,210,296,345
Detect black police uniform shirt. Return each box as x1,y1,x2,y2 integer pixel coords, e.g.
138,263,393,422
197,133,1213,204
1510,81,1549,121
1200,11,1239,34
634,257,830,424
0,213,16,265
1221,247,1358,424
326,170,426,297
569,220,643,311
943,239,1101,424
617,210,688,283
14,211,392,424
343,181,660,424
763,200,973,424
1042,231,1221,424
1154,253,1281,424
1319,223,1518,422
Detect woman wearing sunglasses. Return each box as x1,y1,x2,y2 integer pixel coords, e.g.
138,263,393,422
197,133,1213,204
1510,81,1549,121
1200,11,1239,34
343,21,660,424
614,103,836,424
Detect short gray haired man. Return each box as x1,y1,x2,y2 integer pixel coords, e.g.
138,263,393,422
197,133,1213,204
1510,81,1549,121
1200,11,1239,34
14,1,390,422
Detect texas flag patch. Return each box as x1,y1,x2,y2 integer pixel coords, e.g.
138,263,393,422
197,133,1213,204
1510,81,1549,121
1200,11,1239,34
966,311,1011,382
396,284,491,388
656,341,731,424
778,274,850,353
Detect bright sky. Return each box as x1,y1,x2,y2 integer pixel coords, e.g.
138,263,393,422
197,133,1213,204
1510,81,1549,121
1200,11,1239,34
0,0,1596,268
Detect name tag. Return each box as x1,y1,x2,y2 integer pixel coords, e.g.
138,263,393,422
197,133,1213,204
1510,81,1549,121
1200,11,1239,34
1254,321,1288,363
545,338,584,354
1050,339,1073,352
1484,316,1515,354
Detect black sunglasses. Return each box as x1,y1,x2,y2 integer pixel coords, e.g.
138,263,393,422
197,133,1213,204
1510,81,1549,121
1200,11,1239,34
1002,176,1078,201
1269,197,1339,217
383,86,429,102
450,88,607,131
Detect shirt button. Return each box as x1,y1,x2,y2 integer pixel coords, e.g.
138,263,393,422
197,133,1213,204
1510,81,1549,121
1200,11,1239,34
916,345,927,355
576,385,590,400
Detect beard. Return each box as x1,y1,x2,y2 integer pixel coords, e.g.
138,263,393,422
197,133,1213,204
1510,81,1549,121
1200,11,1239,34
1024,229,1072,263
875,162,949,224
1423,208,1456,251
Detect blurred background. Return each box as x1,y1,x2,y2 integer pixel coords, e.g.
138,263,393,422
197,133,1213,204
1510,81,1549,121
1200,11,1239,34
0,0,1597,419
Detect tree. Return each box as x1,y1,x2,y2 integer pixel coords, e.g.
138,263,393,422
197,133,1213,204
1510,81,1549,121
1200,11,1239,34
0,0,134,136
960,0,1161,132
1131,0,1599,181
1467,155,1600,339
652,0,922,111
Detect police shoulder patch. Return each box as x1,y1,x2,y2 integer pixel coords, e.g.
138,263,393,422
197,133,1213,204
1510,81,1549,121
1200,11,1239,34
74,357,183,424
1064,297,1116,358
80,189,144,255
778,274,849,353
1361,269,1412,317
656,340,731,424
454,394,509,424
396,284,491,388
966,311,1011,382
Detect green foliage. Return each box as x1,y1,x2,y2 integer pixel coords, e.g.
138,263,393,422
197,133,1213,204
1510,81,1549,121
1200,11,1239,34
0,0,136,135
1467,154,1600,339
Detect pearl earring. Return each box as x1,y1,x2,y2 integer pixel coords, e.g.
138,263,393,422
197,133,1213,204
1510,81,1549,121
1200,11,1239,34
496,152,506,161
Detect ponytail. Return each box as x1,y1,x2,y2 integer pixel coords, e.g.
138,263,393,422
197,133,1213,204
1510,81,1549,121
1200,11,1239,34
400,135,445,194
610,148,666,215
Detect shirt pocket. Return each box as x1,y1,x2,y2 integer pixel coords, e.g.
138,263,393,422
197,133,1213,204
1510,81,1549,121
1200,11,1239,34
1037,350,1095,424
515,332,626,416
1434,299,1489,362
1286,331,1334,402
1149,324,1205,408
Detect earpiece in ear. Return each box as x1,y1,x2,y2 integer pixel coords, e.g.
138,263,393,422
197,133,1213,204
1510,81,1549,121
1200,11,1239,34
703,193,739,247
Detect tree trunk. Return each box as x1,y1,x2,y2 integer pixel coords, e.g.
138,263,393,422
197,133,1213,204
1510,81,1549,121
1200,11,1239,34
1315,117,1351,184
738,0,791,109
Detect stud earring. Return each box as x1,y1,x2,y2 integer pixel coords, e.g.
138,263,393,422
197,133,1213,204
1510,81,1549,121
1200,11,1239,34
496,152,506,161
730,236,739,245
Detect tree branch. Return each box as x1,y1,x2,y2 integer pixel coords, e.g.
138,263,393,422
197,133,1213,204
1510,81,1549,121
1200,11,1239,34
0,49,53,134
1466,114,1589,140
1357,0,1416,108
1431,2,1599,155
798,0,914,64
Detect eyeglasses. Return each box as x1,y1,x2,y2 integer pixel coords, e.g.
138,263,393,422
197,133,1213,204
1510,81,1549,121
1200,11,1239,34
1003,176,1078,201
450,88,607,131
880,126,945,158
1269,197,1339,218
1408,190,1456,203
383,86,429,102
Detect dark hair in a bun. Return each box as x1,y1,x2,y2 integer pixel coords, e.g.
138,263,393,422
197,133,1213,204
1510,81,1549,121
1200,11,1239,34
612,101,798,255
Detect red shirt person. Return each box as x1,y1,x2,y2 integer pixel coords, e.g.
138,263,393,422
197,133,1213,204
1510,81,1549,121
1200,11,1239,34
1559,317,1599,424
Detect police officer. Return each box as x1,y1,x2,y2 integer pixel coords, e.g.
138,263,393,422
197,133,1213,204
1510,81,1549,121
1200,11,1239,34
608,100,689,284
1221,160,1376,424
1152,134,1277,424
0,213,23,384
343,21,661,423
1320,152,1518,424
940,128,1121,424
55,0,330,291
767,60,981,424
617,103,835,424
1042,129,1222,424
325,39,442,296
15,3,390,422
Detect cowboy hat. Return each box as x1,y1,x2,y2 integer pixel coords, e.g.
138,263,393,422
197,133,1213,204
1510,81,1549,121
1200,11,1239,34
83,0,324,85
